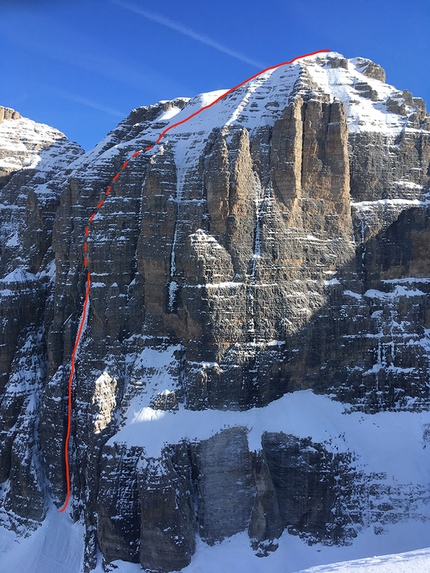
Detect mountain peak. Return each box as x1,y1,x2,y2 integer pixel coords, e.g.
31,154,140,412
348,55,386,81
91,52,427,164
1,54,430,573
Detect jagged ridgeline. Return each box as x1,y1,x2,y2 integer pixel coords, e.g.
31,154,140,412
1,52,430,572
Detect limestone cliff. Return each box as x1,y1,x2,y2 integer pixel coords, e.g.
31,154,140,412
1,52,430,572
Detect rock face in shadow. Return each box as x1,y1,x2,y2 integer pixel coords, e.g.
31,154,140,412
0,110,84,532
191,427,255,544
1,53,430,572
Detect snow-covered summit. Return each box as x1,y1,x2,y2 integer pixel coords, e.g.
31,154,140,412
140,51,427,144
76,51,428,179
0,106,83,177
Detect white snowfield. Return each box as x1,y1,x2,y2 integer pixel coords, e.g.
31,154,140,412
296,548,430,572
117,389,430,487
174,533,430,573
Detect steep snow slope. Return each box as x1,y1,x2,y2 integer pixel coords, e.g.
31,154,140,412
0,507,85,573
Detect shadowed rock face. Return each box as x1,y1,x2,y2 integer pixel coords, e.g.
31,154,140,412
1,53,430,572
0,113,84,533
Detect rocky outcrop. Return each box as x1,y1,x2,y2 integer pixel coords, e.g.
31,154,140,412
192,427,255,544
1,53,430,572
0,106,21,123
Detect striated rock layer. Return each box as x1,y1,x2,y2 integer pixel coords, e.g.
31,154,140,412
1,52,430,572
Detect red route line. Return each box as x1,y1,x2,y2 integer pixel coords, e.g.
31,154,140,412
151,49,330,149
59,48,330,513
59,272,90,512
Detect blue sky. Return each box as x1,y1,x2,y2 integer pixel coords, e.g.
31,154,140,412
1,0,429,150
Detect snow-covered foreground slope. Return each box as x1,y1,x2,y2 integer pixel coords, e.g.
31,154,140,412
1,510,429,573
166,533,430,573
297,547,430,573
0,506,85,573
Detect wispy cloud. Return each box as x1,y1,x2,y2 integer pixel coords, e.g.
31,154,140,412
59,93,126,118
111,0,265,69
0,19,190,97
34,84,127,119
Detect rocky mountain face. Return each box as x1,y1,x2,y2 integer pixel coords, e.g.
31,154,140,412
1,53,430,572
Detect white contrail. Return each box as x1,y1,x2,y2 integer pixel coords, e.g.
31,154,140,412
60,93,125,118
1,22,189,96
111,0,265,69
